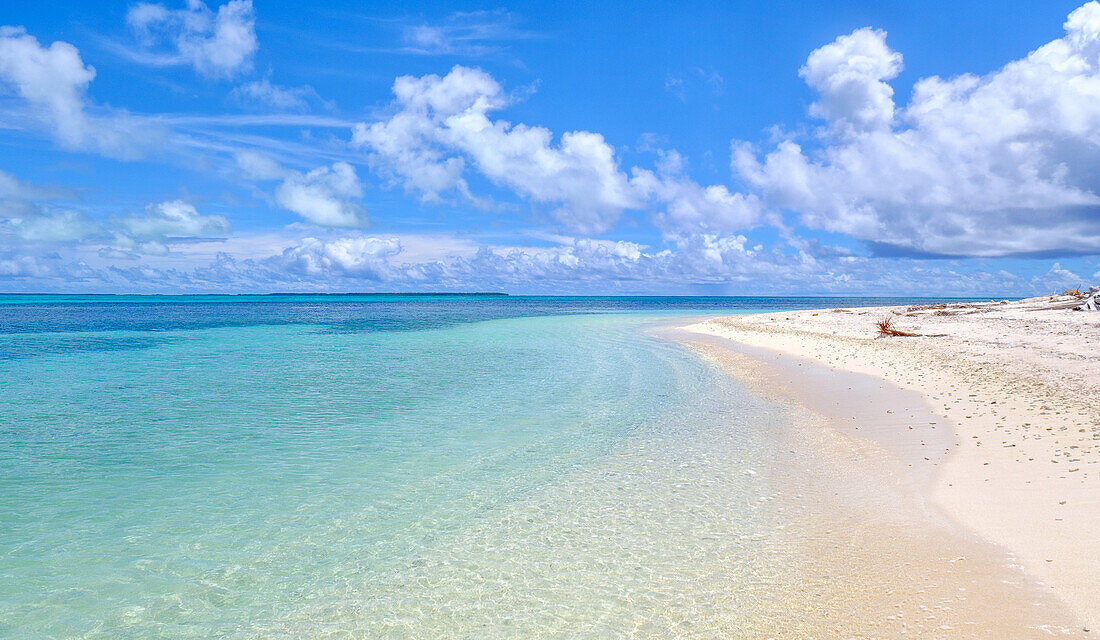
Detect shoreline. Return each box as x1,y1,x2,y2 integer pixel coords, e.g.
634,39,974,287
675,295,1099,634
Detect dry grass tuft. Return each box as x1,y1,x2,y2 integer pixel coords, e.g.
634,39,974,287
876,317,922,337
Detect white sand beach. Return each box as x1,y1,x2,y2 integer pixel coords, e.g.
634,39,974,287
679,294,1100,634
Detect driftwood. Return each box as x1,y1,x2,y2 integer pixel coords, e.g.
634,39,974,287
1077,286,1100,311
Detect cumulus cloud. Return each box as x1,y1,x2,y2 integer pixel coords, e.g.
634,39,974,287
0,26,94,146
112,199,230,238
350,68,479,202
353,66,755,236
234,152,370,227
11,210,100,242
734,2,1100,257
1045,261,1084,285
256,234,662,287
461,238,653,283
1,170,232,259
12,4,1100,293
799,27,902,135
247,230,774,291
0,205,1080,295
631,150,762,238
274,162,369,228
353,65,641,234
126,0,257,79
20,227,1048,297
275,236,402,279
0,27,148,157
93,200,227,258
0,252,66,278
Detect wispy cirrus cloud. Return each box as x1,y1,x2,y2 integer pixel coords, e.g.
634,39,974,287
399,10,532,56
664,67,724,103
230,77,329,111
311,9,535,59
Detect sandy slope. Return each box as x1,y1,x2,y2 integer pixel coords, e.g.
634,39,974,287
681,295,1100,630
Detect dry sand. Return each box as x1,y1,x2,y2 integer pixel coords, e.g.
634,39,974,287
679,294,1100,634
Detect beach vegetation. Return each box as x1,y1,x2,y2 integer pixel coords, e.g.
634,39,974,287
876,317,921,337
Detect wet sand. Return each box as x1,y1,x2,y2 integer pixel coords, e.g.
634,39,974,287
672,295,1100,636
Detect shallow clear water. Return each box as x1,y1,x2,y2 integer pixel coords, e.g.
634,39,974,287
0,296,964,638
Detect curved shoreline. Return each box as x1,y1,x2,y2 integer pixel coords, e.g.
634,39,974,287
673,296,1099,634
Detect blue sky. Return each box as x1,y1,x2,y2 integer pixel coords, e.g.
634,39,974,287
0,0,1098,294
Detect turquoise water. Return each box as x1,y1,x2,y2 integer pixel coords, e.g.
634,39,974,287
0,296,964,638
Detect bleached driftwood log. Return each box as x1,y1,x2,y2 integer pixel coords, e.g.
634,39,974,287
1076,285,1099,311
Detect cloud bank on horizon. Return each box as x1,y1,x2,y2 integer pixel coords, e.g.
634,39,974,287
0,0,1098,294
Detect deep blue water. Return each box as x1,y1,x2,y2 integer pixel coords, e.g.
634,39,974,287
0,294,974,335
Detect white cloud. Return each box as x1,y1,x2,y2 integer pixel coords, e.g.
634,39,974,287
233,153,370,227
255,232,756,289
126,0,257,79
0,27,147,157
179,230,1035,296
734,2,1100,257
0,253,59,278
0,170,235,251
405,26,448,52
354,66,643,234
273,162,368,227
231,78,323,111
0,169,62,201
94,199,230,257
0,26,94,146
276,236,401,279
351,70,477,202
398,10,528,56
1046,261,1083,284
11,210,100,242
354,67,755,236
0,217,1077,296
664,68,724,103
234,149,290,180
112,199,230,238
799,27,902,135
0,170,99,242
107,235,171,256
631,150,762,237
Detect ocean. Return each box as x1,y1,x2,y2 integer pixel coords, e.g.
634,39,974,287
0,295,961,638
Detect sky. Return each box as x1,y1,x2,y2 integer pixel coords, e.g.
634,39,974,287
0,0,1098,294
